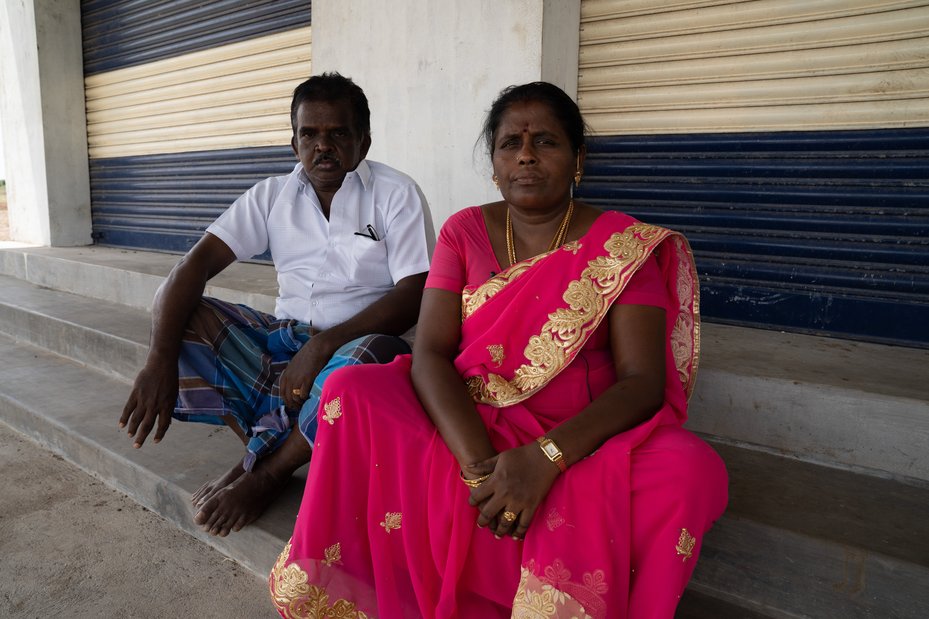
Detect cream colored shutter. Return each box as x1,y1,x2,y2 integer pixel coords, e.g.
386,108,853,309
85,27,311,159
578,0,929,135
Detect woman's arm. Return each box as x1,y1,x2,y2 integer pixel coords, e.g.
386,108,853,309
411,288,498,475
547,303,666,466
470,302,667,539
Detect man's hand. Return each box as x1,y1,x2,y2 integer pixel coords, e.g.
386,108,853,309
278,333,335,410
119,360,179,448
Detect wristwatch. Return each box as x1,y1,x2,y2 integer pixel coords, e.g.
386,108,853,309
536,436,567,473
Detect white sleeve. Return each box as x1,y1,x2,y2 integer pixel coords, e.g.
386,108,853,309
205,178,276,260
382,181,436,284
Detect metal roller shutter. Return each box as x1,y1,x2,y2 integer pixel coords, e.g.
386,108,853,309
576,1,929,347
81,0,311,254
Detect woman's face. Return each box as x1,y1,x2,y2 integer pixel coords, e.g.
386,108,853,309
491,100,582,211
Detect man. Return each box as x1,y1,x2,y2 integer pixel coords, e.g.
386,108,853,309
118,73,435,537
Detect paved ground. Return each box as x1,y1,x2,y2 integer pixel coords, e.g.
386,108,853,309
0,422,280,619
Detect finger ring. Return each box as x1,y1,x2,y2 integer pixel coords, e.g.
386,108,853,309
502,510,517,523
292,388,304,398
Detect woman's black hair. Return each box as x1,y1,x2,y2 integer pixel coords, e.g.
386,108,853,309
480,82,587,159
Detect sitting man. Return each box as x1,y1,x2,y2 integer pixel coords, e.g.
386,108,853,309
118,72,435,537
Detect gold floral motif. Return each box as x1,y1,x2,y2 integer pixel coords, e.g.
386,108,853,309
269,540,370,618
470,223,674,407
461,261,537,320
485,373,522,402
512,566,594,619
545,508,566,531
676,528,696,561
323,542,342,567
380,512,402,533
487,344,506,366
322,397,342,425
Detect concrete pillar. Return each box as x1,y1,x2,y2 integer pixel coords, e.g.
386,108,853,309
0,0,91,246
311,0,580,228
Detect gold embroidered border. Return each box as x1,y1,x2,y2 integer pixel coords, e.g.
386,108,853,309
512,565,595,618
470,224,672,407
269,540,370,619
668,236,700,399
461,258,539,320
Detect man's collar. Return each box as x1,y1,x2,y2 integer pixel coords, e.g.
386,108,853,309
296,159,372,192
352,159,372,190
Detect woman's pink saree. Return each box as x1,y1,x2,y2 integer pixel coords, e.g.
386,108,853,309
270,211,727,618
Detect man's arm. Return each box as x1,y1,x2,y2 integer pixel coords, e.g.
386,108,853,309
278,272,427,410
119,233,236,447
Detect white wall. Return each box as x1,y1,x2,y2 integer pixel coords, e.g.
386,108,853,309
0,121,5,179
311,0,579,229
0,0,90,246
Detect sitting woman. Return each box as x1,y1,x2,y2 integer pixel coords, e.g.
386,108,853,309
269,82,728,618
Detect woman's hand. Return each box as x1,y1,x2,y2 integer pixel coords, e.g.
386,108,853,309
467,443,561,540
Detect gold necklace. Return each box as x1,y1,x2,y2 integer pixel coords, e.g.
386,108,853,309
505,199,574,267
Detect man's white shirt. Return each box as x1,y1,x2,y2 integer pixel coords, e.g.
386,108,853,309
207,160,435,330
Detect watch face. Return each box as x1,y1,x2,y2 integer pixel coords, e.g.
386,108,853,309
542,442,560,458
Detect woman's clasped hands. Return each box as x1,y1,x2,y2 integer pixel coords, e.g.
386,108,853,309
464,442,562,541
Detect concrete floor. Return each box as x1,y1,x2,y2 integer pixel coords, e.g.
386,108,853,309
0,421,280,619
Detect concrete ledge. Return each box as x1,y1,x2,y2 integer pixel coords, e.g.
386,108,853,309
709,441,929,568
0,334,299,577
686,325,929,484
690,516,929,619
0,245,278,314
2,246,926,484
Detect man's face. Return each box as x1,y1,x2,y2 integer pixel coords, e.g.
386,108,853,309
291,99,371,195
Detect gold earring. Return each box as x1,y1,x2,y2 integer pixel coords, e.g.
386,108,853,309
574,171,582,186
492,175,500,189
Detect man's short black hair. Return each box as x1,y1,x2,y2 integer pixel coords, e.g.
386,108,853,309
290,72,371,135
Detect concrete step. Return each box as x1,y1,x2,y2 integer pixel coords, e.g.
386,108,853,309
4,247,926,484
0,273,149,382
0,332,302,578
687,325,929,486
683,442,929,618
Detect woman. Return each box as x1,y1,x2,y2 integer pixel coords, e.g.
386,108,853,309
269,82,728,618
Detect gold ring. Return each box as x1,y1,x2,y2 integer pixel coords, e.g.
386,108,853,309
502,510,517,524
292,388,304,398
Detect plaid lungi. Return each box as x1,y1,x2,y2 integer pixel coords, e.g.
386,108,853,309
174,297,410,471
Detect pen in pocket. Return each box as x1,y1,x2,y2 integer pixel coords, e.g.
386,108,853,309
353,224,379,241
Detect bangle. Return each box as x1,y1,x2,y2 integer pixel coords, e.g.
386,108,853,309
536,436,567,473
459,470,491,488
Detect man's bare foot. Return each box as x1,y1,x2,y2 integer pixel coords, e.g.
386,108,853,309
192,428,313,536
193,467,289,537
191,463,245,508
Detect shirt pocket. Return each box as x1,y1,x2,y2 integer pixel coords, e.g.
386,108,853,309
350,235,390,285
